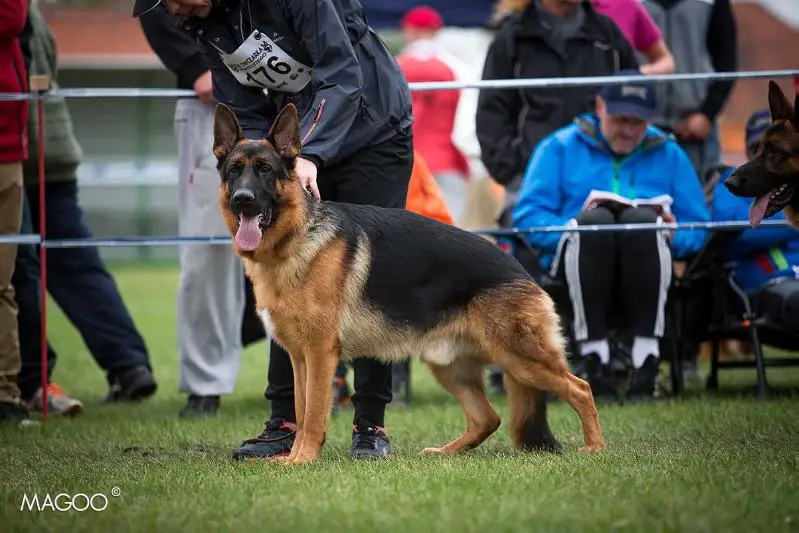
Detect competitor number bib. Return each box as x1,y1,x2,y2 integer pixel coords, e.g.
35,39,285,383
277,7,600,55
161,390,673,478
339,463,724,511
215,30,312,94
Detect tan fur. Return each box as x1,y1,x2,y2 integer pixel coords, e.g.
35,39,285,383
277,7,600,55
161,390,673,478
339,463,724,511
214,103,606,464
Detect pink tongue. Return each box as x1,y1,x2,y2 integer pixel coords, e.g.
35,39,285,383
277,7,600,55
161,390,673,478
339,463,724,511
749,194,771,227
235,215,262,251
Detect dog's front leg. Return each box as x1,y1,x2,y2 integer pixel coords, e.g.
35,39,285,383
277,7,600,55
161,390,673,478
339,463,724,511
280,351,307,463
290,345,338,465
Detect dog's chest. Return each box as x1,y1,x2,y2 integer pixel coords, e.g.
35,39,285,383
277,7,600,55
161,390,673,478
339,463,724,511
258,308,275,337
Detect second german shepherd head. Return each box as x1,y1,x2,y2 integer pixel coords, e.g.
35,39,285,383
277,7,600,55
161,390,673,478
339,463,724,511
212,103,308,256
725,81,799,228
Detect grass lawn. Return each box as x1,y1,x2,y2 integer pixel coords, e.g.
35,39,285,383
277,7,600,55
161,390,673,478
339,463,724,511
1,262,798,532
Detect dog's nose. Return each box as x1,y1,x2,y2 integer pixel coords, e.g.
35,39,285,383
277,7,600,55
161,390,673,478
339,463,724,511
724,173,742,193
232,189,255,207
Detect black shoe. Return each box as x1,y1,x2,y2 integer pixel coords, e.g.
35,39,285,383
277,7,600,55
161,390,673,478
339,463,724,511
104,365,157,403
629,355,660,399
179,395,219,418
0,399,37,427
349,425,391,460
232,418,297,461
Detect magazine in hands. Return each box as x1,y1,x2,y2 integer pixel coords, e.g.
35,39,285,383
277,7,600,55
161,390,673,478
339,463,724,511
582,190,674,217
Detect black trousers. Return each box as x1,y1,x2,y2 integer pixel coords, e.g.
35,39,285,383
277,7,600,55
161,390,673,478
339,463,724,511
555,206,672,343
265,129,413,428
13,182,151,399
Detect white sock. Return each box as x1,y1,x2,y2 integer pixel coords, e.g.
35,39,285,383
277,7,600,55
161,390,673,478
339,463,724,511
632,336,660,369
580,339,610,364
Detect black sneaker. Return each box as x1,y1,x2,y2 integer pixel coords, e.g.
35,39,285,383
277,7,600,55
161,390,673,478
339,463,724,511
628,355,660,400
179,395,219,418
0,399,38,427
232,418,297,461
349,425,391,460
104,365,157,403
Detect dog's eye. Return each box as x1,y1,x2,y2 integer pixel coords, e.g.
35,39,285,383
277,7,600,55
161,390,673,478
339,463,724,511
256,163,273,177
228,165,243,178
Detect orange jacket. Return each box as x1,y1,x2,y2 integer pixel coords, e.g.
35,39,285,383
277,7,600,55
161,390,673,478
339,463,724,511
406,152,455,226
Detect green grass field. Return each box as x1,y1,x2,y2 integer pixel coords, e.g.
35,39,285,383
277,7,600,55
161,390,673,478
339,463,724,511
1,263,798,533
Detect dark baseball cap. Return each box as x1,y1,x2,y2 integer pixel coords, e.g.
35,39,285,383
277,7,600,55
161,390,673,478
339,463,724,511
745,108,772,149
599,70,657,120
132,0,161,17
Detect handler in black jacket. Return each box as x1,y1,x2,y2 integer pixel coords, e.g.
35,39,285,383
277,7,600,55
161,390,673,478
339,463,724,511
134,0,414,461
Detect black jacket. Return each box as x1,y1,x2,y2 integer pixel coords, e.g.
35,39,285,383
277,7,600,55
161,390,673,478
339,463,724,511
179,0,413,169
139,4,209,91
476,2,639,189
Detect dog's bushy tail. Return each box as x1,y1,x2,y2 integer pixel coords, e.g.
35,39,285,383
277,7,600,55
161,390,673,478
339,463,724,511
504,374,563,453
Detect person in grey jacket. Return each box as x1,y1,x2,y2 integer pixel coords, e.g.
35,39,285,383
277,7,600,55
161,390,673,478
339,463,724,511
641,0,738,179
133,0,414,461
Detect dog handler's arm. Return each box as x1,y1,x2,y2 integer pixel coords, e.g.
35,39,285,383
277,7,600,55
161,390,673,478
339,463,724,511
511,135,570,253
669,146,711,259
139,3,208,93
282,0,363,167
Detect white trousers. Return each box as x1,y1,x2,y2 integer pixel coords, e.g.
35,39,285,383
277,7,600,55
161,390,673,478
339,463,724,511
175,99,246,396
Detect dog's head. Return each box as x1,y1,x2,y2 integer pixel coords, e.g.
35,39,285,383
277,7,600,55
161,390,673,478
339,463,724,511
213,103,304,255
725,81,799,227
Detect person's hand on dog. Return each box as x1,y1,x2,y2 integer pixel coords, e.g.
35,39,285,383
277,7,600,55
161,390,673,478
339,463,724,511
675,113,712,141
296,157,321,201
163,0,211,17
193,71,214,105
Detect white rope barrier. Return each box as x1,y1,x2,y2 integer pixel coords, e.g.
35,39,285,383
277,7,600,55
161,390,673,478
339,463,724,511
1,69,797,100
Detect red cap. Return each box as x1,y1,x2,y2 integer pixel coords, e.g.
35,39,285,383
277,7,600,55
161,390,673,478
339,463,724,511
401,6,444,30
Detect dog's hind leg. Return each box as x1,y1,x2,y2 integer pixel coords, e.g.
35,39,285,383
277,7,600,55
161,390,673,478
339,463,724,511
502,374,563,453
484,283,605,453
422,359,501,455
501,354,605,453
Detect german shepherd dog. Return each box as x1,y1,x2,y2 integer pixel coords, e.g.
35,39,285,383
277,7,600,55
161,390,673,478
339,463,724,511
725,81,799,228
212,102,606,465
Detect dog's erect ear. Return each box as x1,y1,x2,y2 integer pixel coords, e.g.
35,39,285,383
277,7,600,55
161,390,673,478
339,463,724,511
767,81,794,124
267,103,301,162
213,104,243,161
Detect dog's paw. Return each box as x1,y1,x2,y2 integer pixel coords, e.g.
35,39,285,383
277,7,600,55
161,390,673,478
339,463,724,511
421,447,447,455
578,443,606,454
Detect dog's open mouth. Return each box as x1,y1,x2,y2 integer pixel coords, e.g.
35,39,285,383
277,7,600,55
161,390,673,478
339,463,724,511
234,207,273,252
750,184,794,227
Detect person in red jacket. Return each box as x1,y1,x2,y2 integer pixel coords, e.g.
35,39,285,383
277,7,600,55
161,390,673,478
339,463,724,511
0,0,30,426
396,6,470,226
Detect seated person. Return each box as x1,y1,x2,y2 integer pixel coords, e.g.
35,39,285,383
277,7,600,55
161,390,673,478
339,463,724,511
512,71,710,399
712,109,798,322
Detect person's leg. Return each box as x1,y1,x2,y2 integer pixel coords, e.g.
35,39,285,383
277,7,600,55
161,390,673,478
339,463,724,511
11,191,80,414
0,162,29,426
320,130,413,458
175,99,246,417
554,207,618,397
25,179,156,402
616,206,672,398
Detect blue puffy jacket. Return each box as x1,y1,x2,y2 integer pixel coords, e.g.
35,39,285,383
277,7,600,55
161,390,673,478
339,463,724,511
512,114,710,270
714,167,799,293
